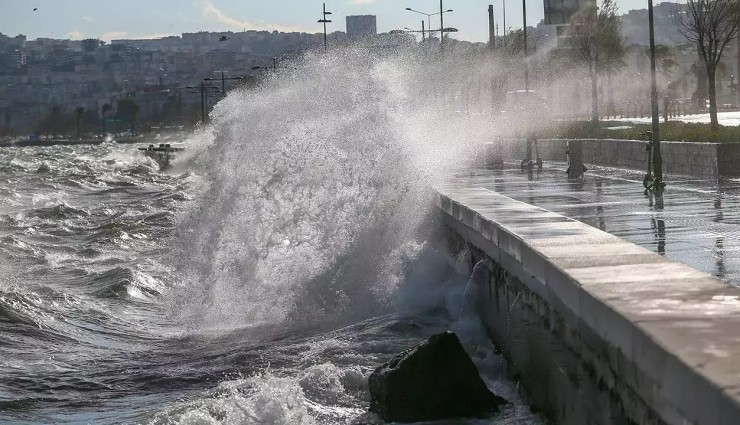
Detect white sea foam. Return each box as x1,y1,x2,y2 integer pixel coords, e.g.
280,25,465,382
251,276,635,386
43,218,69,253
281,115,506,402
155,44,549,424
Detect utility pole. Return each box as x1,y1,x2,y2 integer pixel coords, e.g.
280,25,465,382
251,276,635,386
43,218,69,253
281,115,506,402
648,0,663,191
522,0,529,91
440,0,444,49
200,80,205,123
422,20,426,42
488,5,495,49
319,3,333,52
503,0,507,44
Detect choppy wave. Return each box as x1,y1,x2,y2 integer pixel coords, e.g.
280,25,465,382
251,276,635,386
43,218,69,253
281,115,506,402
0,46,545,425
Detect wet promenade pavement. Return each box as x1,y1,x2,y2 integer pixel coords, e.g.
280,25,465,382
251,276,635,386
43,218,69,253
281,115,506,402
460,163,740,286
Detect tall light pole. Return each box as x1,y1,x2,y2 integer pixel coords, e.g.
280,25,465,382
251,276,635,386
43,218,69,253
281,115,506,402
205,73,244,99
648,0,663,192
188,82,221,123
200,80,205,123
319,3,333,52
488,5,495,49
522,0,529,91
440,0,446,48
503,0,507,44
405,7,452,43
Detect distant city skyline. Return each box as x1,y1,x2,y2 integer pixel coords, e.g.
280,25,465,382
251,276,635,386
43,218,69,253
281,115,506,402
1,0,684,43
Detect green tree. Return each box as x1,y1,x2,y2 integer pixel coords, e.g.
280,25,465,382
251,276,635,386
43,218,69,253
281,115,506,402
566,0,624,122
75,107,85,139
651,44,678,75
48,106,63,138
116,98,140,134
600,2,626,114
501,29,527,56
102,103,112,134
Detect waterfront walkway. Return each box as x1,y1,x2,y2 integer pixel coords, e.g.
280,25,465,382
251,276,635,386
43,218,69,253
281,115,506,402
460,163,740,286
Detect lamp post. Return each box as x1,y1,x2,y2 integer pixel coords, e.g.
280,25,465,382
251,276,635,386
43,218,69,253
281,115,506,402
440,0,444,48
522,0,529,91
405,7,452,42
205,72,244,98
251,58,281,73
318,3,333,52
502,0,507,44
393,27,458,38
187,82,221,123
647,0,664,193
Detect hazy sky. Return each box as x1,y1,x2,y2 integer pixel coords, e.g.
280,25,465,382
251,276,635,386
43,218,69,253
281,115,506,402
1,0,666,43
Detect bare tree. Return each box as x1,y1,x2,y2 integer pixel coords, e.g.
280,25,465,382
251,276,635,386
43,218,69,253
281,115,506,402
674,0,740,126
566,0,623,122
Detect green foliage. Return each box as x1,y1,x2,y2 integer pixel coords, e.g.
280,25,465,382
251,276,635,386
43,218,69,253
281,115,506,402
501,29,526,56
538,120,740,143
550,0,626,123
115,98,140,131
598,0,625,73
37,105,73,137
651,44,678,75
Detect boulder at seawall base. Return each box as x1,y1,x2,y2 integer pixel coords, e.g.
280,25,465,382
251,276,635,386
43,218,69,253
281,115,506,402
368,331,507,422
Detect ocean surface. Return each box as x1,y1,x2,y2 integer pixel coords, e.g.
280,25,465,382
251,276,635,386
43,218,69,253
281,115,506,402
0,49,545,425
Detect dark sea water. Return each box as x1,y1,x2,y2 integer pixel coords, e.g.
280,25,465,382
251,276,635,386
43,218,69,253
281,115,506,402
0,49,545,425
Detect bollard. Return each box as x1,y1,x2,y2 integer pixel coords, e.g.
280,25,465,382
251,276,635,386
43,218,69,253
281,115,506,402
566,140,587,179
641,130,654,194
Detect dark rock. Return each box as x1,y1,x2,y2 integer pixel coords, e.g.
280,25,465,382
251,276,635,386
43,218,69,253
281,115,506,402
368,331,507,422
36,162,51,173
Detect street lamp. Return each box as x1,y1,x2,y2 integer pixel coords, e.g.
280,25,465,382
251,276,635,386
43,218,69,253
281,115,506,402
647,0,664,194
318,3,333,51
522,0,529,91
251,58,281,73
187,82,221,123
405,7,452,42
394,27,457,34
204,72,244,98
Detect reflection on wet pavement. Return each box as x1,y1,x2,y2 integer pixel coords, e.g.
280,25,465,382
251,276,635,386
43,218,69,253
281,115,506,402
462,163,740,286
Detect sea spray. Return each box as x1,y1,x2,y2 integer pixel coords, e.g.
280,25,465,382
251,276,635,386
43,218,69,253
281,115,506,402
152,45,549,424
166,47,484,331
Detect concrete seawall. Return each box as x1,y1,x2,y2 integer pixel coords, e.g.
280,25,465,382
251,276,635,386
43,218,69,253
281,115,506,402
489,139,740,177
437,182,740,424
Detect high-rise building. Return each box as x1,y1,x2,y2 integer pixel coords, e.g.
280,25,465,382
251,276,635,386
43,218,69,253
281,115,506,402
82,38,100,53
346,15,377,41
